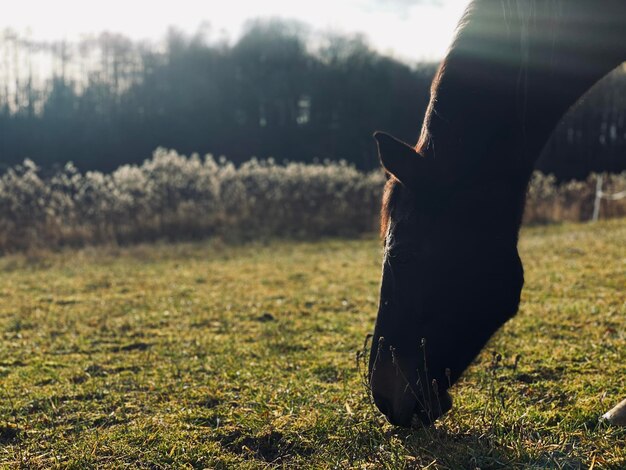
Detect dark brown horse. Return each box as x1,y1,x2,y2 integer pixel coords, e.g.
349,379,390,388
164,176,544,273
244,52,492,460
368,0,626,427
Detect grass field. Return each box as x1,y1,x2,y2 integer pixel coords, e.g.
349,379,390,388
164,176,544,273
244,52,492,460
1,219,625,469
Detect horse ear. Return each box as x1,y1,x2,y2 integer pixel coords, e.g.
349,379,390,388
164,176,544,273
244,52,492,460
374,131,425,189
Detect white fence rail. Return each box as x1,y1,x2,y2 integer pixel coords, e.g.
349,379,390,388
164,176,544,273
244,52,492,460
592,174,626,222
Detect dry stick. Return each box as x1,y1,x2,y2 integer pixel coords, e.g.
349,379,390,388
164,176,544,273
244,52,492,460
357,333,373,391
356,334,380,416
431,379,444,422
389,346,431,422
420,338,434,424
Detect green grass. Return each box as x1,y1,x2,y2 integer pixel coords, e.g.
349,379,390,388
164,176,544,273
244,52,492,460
1,219,625,469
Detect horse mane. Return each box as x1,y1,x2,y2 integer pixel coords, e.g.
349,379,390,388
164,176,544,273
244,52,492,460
380,0,543,241
380,177,399,241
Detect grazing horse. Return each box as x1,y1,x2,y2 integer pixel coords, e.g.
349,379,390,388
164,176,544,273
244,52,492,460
368,0,626,427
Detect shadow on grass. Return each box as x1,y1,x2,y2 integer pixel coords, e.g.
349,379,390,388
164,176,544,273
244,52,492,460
217,427,315,465
342,419,592,469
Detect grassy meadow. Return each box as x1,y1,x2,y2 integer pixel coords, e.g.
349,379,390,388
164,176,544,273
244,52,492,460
0,219,625,469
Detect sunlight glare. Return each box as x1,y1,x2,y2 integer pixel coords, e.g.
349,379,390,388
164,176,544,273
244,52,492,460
5,0,470,61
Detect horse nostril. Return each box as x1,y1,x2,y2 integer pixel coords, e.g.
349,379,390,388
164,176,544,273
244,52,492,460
372,393,414,427
412,412,431,428
413,407,435,426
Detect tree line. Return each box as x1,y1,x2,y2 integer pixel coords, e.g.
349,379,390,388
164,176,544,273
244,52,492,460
0,20,624,180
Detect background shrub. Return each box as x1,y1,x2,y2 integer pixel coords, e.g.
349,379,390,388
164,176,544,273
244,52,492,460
0,149,624,253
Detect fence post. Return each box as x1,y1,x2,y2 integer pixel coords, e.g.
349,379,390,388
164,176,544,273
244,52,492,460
592,173,604,222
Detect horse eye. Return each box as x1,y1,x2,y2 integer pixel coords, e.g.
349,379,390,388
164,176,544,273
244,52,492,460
389,251,415,266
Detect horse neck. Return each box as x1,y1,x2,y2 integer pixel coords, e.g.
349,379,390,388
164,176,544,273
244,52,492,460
417,0,626,180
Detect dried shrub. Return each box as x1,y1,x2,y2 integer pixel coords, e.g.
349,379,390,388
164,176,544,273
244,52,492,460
0,151,624,253
524,171,626,224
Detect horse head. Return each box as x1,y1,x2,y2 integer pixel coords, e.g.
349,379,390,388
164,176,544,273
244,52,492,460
368,132,525,426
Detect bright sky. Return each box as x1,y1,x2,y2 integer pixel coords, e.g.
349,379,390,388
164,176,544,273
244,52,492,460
5,0,470,62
